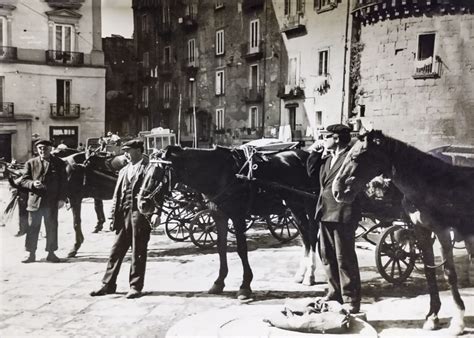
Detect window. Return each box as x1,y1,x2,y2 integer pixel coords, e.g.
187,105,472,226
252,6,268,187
0,17,7,46
164,46,171,64
188,39,196,64
164,82,171,102
216,108,225,129
318,50,329,76
142,14,149,33
162,3,170,24
54,24,74,51
216,30,224,56
250,20,260,53
284,0,290,15
188,80,196,102
143,52,149,69
56,79,72,116
0,76,4,114
289,107,296,131
142,86,149,108
215,70,225,95
249,64,259,89
289,56,298,86
314,0,336,12
141,116,149,132
414,33,437,76
186,2,198,18
316,111,322,126
297,0,305,13
249,107,258,129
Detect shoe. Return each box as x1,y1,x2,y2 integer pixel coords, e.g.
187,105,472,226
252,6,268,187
90,284,117,297
125,287,142,299
21,252,36,263
46,252,61,263
342,303,360,314
14,231,26,237
92,223,103,233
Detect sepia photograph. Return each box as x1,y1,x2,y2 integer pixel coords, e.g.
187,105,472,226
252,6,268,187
0,0,473,336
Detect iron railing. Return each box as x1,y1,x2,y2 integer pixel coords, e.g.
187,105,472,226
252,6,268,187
46,50,84,66
0,46,17,61
50,103,80,118
0,102,14,118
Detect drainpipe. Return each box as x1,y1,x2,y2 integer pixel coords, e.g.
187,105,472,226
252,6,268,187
340,0,351,123
262,0,268,137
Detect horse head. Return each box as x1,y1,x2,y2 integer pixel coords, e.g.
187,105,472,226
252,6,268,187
332,129,392,203
137,151,171,215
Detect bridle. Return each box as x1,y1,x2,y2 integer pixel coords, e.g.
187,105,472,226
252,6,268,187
137,158,173,211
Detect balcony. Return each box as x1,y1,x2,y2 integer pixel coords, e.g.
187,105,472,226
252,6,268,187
46,50,84,66
277,84,305,100
45,0,84,10
182,12,198,31
0,46,17,62
182,58,199,77
244,86,264,103
50,104,80,119
0,102,14,118
351,0,471,23
158,22,173,36
241,41,264,61
242,0,264,11
413,56,441,79
159,62,174,77
281,15,307,37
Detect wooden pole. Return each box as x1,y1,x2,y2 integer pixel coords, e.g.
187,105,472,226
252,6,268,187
177,94,182,146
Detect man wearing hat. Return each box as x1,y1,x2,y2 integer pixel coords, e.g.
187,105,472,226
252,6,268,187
19,139,67,263
314,124,361,313
90,139,150,299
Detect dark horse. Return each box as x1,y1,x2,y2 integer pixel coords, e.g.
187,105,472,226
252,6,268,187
332,129,474,334
138,146,319,300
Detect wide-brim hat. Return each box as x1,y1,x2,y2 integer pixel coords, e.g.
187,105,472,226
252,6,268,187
121,139,144,150
34,139,53,147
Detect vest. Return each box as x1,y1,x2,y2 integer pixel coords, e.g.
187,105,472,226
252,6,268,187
121,174,134,212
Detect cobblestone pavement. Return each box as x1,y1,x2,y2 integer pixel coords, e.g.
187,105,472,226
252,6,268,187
1,180,473,337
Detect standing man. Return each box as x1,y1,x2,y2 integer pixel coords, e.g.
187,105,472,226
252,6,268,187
90,140,150,299
315,124,361,313
20,139,67,263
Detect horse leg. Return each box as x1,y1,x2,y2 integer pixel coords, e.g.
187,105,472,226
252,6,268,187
234,216,254,300
208,211,228,294
92,199,105,233
67,198,84,258
465,235,474,285
415,225,441,330
437,230,465,335
287,205,311,284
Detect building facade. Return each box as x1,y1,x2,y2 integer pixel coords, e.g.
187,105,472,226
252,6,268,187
103,35,136,136
132,0,285,147
352,0,474,150
272,0,353,142
0,0,105,162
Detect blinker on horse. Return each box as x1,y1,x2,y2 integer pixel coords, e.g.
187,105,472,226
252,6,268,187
332,129,474,335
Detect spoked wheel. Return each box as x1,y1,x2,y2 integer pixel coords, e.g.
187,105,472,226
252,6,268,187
375,224,416,284
265,209,300,243
189,209,218,249
164,206,194,242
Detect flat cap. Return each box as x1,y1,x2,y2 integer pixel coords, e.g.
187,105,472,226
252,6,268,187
121,139,144,150
34,139,53,147
326,124,351,135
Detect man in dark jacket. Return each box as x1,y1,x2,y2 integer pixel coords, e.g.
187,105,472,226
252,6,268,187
20,139,67,263
90,139,150,299
315,124,361,313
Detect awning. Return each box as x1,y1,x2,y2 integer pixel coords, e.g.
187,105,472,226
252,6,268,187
285,103,299,108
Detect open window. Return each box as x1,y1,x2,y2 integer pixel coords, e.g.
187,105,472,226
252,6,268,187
413,33,440,79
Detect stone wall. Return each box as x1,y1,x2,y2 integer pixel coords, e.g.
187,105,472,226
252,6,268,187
358,14,474,151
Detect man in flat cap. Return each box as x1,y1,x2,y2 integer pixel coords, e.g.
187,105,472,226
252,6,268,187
19,139,67,263
314,124,361,313
90,139,150,299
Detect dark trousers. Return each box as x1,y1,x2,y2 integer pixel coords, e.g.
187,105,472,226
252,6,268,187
319,221,361,305
102,210,151,291
25,206,58,253
18,194,28,234
94,199,105,224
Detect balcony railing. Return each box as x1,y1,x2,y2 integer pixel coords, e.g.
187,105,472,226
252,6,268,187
413,56,441,79
0,102,14,118
50,104,80,119
242,0,264,11
46,50,84,66
281,15,307,36
45,0,84,9
0,46,18,61
241,41,264,61
244,86,264,102
159,61,174,76
182,12,198,31
182,57,199,77
277,84,305,99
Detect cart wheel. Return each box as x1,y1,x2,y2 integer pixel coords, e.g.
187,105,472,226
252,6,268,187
265,210,300,243
164,207,193,242
189,209,218,249
375,224,416,284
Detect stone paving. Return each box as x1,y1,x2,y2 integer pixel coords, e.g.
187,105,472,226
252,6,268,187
1,180,474,337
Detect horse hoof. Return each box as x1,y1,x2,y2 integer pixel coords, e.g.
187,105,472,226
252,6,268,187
293,275,304,284
237,288,253,301
448,322,465,336
208,283,225,294
67,250,77,258
423,317,440,331
302,275,315,286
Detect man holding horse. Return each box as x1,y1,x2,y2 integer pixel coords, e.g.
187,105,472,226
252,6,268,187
90,139,150,299
19,139,67,263
314,124,361,314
